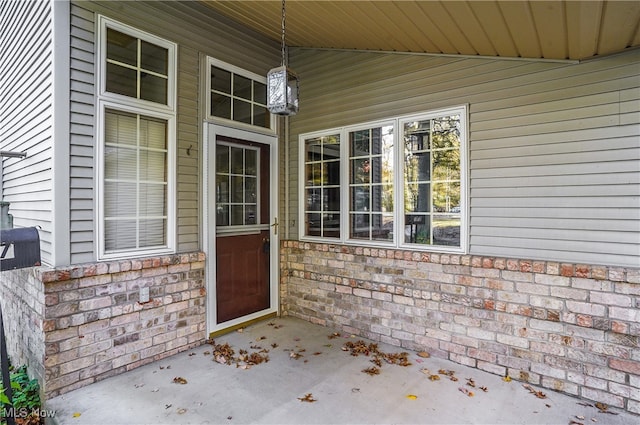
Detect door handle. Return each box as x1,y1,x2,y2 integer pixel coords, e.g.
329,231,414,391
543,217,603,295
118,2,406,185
270,217,279,235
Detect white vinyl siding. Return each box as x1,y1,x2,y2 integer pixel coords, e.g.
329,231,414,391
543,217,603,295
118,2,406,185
0,0,54,265
288,49,640,267
68,1,280,261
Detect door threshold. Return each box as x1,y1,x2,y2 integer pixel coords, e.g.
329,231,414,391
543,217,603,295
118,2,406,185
208,312,278,339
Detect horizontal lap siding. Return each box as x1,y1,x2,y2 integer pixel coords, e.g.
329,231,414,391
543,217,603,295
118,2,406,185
469,55,640,267
69,1,279,262
69,4,96,264
289,49,640,267
0,0,53,264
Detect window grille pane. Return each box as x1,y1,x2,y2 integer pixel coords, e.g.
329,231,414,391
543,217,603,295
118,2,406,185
105,220,136,251
234,74,252,100
211,66,231,94
140,40,168,74
140,118,167,149
106,63,137,98
233,99,252,124
254,81,267,104
211,94,231,119
107,28,136,66
140,72,167,104
104,182,136,216
139,150,167,181
252,106,269,129
104,146,136,180
139,219,166,246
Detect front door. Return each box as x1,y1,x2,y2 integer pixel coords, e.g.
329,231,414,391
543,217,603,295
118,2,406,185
215,136,270,322
205,124,278,332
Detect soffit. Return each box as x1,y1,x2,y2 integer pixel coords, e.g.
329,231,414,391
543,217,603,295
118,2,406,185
201,1,640,61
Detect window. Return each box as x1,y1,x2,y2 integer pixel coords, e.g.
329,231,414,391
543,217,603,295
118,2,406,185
207,57,272,130
97,16,176,259
303,134,341,238
299,106,467,252
216,143,259,227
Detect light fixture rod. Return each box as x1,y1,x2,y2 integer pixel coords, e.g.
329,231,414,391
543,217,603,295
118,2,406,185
280,0,286,66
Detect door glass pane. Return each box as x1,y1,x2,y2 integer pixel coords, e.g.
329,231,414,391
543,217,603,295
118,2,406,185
216,143,261,227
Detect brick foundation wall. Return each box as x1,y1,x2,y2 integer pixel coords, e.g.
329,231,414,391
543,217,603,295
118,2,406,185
0,268,46,389
40,252,206,398
280,241,640,415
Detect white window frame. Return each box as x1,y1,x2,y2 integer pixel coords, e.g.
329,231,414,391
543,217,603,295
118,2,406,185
96,16,177,260
298,105,468,253
205,56,276,134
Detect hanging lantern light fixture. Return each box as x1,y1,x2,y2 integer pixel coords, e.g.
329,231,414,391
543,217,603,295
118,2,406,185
267,0,299,116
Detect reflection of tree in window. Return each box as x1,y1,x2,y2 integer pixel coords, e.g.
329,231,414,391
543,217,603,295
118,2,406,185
403,115,461,246
349,126,393,241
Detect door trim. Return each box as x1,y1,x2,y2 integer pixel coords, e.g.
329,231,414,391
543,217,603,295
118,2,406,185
203,123,279,334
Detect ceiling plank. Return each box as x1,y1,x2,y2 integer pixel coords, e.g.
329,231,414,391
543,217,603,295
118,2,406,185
498,1,542,59
565,1,602,60
530,1,568,60
441,1,497,57
598,0,640,56
467,1,519,59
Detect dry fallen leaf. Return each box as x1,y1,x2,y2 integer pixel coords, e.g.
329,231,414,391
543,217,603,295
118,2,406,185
502,376,512,382
406,394,418,400
298,393,317,402
417,351,430,358
480,386,488,392
173,376,188,384
458,387,474,397
466,378,476,388
429,375,440,381
72,412,81,418
177,408,187,414
363,366,380,376
523,384,546,399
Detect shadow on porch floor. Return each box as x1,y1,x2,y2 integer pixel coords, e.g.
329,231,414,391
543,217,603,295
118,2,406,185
46,316,636,424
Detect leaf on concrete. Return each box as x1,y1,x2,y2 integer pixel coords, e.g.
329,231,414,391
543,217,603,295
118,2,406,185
458,387,474,397
177,408,187,414
417,351,430,358
362,366,380,376
173,376,188,384
406,394,418,400
298,393,317,402
502,375,512,382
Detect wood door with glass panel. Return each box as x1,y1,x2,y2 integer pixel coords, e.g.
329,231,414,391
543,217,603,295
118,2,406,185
215,136,270,323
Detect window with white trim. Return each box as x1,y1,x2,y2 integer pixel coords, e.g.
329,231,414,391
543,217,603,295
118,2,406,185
97,16,177,259
206,57,273,131
300,106,467,252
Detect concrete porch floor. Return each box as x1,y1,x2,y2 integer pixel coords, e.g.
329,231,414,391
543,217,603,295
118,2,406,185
47,316,637,425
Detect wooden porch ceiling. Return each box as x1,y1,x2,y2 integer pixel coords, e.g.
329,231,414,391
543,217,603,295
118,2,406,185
201,1,640,62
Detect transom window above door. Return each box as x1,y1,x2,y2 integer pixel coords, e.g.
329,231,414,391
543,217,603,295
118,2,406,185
207,57,272,131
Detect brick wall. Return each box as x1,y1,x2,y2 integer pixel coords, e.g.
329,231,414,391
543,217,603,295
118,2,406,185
40,252,206,398
280,241,640,415
0,268,46,389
